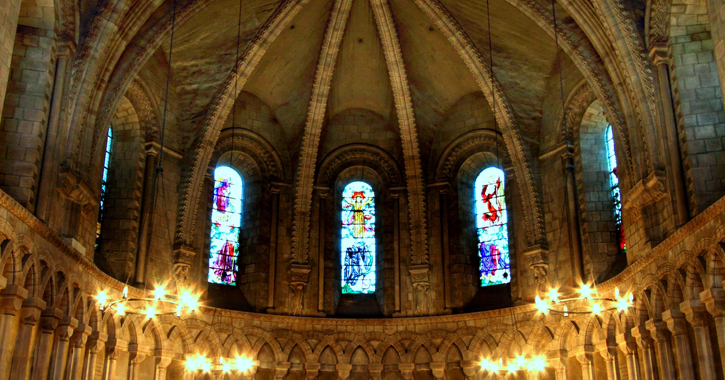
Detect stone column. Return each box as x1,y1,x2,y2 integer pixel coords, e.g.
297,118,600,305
575,349,595,380
36,41,75,222
8,297,45,379
662,308,695,380
631,326,657,380
596,342,620,380
67,323,92,380
562,147,584,283
135,142,160,286
368,363,383,380
648,43,689,225
127,350,148,380
32,308,62,380
616,334,640,380
0,284,28,378
0,0,21,117
275,361,291,380
701,287,725,380
316,188,327,313
438,186,452,310
305,363,321,380
50,317,78,380
153,351,173,380
681,300,717,380
268,183,281,311
645,319,675,380
101,339,128,380
392,190,401,313
81,332,107,380
548,354,567,380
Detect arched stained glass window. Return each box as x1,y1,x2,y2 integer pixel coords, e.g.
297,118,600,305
96,126,113,248
605,126,626,253
475,167,510,287
341,181,376,294
208,166,243,285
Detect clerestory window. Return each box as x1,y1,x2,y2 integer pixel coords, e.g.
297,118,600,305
208,166,243,285
341,181,376,294
475,167,511,287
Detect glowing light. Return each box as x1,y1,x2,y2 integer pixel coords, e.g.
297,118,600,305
115,302,126,316
234,355,255,373
591,302,603,316
96,291,108,310
122,285,129,299
176,304,183,317
153,284,166,301
535,296,549,315
614,288,620,298
528,355,548,373
143,305,156,320
578,284,594,299
548,287,560,303
179,289,200,312
220,357,232,373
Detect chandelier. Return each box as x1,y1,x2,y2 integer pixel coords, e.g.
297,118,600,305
535,285,634,316
95,283,201,318
185,353,258,374
479,355,548,376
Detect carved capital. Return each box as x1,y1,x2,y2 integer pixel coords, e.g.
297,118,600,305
305,363,321,380
56,316,79,341
336,364,352,380
20,297,46,325
662,308,688,335
680,299,708,326
648,41,670,66
645,319,669,343
57,167,96,214
71,323,93,348
430,362,446,379
106,338,129,359
87,332,109,353
398,363,415,380
0,284,29,314
700,288,725,317
622,170,667,220
616,333,637,355
460,360,478,379
368,363,384,380
595,340,618,360
631,325,653,348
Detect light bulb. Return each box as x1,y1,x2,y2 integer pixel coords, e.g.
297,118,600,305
153,284,166,301
591,302,603,315
535,296,549,315
235,355,254,373
143,305,156,320
115,302,126,316
578,284,593,299
122,285,129,299
548,287,560,303
96,291,108,310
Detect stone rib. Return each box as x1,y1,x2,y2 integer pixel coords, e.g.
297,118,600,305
290,0,354,263
176,0,313,246
369,0,428,264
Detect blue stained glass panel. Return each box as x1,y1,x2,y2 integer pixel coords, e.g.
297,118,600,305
341,181,376,294
605,126,626,253
475,167,511,287
208,166,243,285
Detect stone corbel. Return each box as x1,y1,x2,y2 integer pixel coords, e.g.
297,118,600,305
680,299,708,327
289,264,311,316
524,245,549,295
645,319,669,343
398,363,415,380
173,244,197,287
57,166,96,214
410,264,430,316
662,308,688,335
700,288,725,317
622,170,667,220
631,325,653,349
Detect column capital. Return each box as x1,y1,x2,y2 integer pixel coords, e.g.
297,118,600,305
40,307,63,331
430,362,446,379
680,299,708,326
106,338,129,359
19,297,46,324
87,331,108,352
335,363,352,380
595,340,617,359
700,288,725,317
460,360,478,378
0,284,28,314
368,363,384,380
398,363,415,380
648,41,670,66
547,350,568,369
70,323,92,348
631,325,653,348
645,318,669,343
616,333,637,355
305,363,320,380
144,141,160,156
274,361,291,380
56,316,78,341
662,308,688,335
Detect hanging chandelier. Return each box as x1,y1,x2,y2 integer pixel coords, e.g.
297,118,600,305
185,353,258,374
96,284,201,318
534,285,634,316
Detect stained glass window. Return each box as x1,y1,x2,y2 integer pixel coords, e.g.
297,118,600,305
96,127,113,249
475,167,511,287
208,166,243,285
341,181,376,294
605,126,626,254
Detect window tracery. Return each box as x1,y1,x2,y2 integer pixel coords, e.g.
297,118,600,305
208,166,243,285
475,167,510,287
341,181,376,294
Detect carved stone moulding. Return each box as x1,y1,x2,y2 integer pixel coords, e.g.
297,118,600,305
623,170,668,220
289,264,311,316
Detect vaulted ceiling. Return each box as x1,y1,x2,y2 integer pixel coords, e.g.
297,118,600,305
138,0,586,168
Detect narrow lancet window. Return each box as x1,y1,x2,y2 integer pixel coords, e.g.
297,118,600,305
605,125,626,253
341,181,376,294
475,167,510,287
208,166,243,285
96,127,113,248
